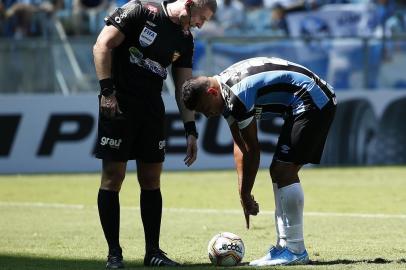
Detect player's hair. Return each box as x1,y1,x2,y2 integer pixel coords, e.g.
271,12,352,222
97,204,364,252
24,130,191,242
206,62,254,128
193,0,217,13
182,76,210,110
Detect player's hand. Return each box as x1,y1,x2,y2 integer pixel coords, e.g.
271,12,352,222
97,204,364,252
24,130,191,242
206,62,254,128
100,95,122,119
184,135,197,167
240,193,259,229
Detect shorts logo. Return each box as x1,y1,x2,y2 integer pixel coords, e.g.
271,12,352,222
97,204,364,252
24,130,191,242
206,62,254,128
158,140,166,150
281,144,290,154
139,27,157,47
100,137,122,149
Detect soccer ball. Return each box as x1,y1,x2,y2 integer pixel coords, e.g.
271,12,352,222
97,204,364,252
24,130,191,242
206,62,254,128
207,232,245,266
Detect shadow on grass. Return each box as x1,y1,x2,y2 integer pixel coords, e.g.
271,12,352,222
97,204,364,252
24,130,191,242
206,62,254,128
1,254,405,269
310,258,406,265
0,254,215,270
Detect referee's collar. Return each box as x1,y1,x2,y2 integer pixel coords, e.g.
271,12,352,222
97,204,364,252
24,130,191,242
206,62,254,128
161,1,169,17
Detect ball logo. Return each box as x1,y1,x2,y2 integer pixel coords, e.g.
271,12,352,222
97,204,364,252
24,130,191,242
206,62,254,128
100,137,122,149
219,242,242,254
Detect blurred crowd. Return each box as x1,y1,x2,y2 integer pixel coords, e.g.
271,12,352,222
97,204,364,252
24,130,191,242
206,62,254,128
0,0,406,38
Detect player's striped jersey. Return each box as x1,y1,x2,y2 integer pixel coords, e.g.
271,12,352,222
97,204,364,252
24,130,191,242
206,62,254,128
216,57,336,129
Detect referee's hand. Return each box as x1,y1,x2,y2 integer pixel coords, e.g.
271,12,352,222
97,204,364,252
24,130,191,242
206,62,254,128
184,135,198,167
100,95,122,118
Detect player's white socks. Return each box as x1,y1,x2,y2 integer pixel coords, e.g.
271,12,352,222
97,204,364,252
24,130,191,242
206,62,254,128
279,182,306,254
272,183,286,249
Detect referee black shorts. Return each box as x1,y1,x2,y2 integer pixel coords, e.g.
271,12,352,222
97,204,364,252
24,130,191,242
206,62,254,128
273,103,336,165
94,92,166,163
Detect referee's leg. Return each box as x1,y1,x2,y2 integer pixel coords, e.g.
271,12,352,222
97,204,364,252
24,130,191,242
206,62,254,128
137,162,162,252
137,161,180,266
98,160,127,268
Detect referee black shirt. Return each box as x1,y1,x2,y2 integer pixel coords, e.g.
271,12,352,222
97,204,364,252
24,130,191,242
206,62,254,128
105,0,194,97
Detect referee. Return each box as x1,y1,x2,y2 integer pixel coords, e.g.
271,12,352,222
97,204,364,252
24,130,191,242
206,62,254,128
93,0,216,268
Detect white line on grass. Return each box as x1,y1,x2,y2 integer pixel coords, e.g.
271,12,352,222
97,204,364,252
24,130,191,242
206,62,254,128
1,201,406,219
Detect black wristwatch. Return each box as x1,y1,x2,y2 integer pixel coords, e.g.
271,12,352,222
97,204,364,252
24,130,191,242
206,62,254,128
101,87,115,97
99,78,116,97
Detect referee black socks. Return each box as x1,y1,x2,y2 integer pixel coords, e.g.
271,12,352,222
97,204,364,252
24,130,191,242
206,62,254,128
140,188,162,253
98,189,121,252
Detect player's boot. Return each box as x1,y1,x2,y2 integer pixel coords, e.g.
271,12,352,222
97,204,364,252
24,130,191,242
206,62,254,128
106,247,124,269
144,249,180,267
249,246,282,266
251,247,309,266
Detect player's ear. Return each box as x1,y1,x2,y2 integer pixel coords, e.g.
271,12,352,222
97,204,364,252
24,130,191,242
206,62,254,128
207,87,218,96
185,0,193,7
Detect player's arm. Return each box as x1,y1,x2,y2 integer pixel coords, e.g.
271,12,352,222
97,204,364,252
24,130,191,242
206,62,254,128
172,67,198,167
229,120,260,199
93,25,124,118
229,120,260,228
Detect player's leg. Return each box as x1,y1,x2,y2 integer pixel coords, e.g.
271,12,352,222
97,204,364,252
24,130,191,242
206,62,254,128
251,106,335,266
248,171,288,267
269,105,335,265
250,114,308,266
270,161,307,256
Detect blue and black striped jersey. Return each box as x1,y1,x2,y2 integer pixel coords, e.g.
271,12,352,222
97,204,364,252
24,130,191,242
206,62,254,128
216,57,336,129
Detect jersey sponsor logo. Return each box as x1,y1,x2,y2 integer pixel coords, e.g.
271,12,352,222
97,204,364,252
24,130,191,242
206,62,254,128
100,137,122,149
129,47,167,78
129,46,143,64
172,51,181,62
139,26,157,47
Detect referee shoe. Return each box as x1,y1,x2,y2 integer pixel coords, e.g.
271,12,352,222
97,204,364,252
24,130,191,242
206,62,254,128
144,249,180,267
106,247,124,269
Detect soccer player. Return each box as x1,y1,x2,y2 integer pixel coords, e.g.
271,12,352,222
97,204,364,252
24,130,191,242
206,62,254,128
181,57,337,266
92,0,216,268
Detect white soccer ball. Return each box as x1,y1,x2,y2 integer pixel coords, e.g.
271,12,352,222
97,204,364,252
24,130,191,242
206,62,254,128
207,232,245,266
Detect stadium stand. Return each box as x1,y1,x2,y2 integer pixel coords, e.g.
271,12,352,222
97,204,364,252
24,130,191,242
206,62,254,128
0,0,406,93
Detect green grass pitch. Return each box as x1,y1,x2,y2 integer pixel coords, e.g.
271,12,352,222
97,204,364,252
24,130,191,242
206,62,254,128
0,166,405,270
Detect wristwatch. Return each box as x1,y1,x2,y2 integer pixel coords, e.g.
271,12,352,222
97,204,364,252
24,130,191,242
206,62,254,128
101,87,115,97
